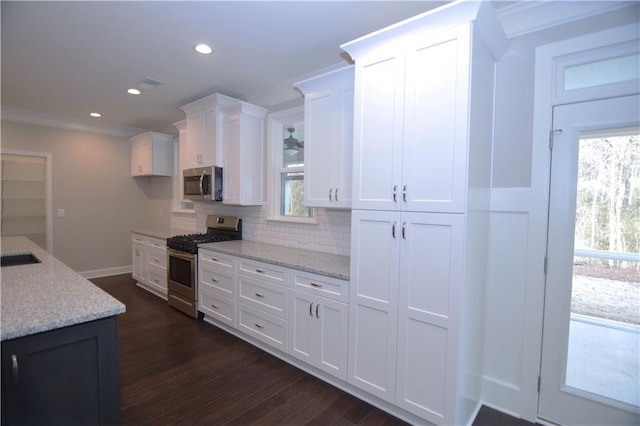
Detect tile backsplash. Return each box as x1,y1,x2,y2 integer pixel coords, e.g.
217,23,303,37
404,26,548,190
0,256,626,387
171,203,351,257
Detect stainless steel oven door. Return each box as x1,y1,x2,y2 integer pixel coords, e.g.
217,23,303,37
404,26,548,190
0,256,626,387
167,249,196,300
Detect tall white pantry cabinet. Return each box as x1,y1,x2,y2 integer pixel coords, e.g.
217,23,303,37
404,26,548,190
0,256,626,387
341,2,507,425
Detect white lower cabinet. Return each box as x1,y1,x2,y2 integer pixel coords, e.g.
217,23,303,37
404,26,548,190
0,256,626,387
131,234,147,284
131,233,167,299
198,250,236,326
236,259,289,351
290,289,348,380
197,249,350,381
349,209,465,424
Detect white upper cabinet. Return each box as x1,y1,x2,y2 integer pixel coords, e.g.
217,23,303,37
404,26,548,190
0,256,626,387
179,93,237,169
295,66,354,209
129,132,173,177
220,101,267,206
342,1,507,213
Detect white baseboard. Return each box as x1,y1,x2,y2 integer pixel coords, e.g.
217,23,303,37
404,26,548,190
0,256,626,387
80,265,132,279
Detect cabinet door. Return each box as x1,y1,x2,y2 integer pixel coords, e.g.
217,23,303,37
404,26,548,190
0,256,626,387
200,107,220,167
351,50,404,211
303,88,340,208
290,290,348,380
1,317,120,425
221,110,264,206
185,114,203,168
131,139,151,176
402,28,470,213
395,212,463,423
348,210,400,402
316,296,348,380
289,290,315,365
132,236,146,284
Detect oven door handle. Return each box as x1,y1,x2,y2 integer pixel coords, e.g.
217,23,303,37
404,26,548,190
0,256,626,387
168,249,196,261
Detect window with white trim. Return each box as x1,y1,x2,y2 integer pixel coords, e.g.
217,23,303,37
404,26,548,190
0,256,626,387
267,106,315,223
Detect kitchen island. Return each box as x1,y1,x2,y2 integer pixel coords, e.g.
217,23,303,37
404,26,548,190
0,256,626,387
1,236,125,425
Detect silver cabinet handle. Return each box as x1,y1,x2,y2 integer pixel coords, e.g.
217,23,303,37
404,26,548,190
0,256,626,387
255,269,265,274
329,188,333,201
393,185,398,202
211,304,219,309
335,188,339,202
255,292,264,298
392,222,397,239
403,184,407,202
402,222,407,239
309,302,313,317
254,323,264,329
11,354,18,383
315,304,319,318
310,282,323,288
211,277,219,283
211,257,219,262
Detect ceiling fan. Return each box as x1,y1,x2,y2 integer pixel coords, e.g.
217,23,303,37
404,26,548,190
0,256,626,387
284,127,304,156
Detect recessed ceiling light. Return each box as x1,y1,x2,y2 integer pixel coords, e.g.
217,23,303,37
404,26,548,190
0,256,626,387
127,88,141,95
90,112,102,118
194,43,213,55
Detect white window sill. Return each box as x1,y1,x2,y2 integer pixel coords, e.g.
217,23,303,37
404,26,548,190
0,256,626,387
171,208,196,215
266,216,318,225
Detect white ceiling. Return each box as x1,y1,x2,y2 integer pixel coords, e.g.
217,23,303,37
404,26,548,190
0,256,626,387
2,1,631,136
1,1,457,135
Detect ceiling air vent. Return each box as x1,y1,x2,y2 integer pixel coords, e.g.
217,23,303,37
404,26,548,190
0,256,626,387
137,78,163,91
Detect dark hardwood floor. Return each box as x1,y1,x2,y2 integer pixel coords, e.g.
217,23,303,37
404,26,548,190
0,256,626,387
92,274,537,426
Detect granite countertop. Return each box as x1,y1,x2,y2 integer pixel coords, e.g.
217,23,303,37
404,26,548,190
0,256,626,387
198,240,350,281
1,236,126,341
131,228,174,240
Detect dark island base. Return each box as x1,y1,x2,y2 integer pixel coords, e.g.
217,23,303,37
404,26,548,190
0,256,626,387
1,316,120,425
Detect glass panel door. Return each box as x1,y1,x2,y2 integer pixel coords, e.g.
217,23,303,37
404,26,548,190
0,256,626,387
539,95,640,425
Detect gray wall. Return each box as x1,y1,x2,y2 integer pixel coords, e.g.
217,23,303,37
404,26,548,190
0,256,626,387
1,120,172,273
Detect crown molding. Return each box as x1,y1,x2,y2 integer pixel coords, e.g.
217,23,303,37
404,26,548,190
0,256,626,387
496,0,633,38
1,106,146,138
246,62,350,108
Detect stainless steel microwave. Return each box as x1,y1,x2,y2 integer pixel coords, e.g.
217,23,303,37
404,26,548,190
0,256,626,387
183,166,222,201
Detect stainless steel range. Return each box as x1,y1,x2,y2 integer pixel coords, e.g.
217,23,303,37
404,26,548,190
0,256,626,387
166,215,242,318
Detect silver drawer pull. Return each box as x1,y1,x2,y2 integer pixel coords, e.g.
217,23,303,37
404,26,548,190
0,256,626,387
316,304,320,318
211,278,219,283
211,304,219,309
255,292,265,298
254,323,264,329
153,279,159,284
211,257,219,262
309,302,313,316
310,282,323,288
255,269,265,273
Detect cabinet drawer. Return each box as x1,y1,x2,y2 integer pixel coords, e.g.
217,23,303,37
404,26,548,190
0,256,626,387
291,271,348,302
238,276,288,319
132,233,146,244
147,246,166,269
147,264,167,292
147,237,166,249
238,259,286,286
237,304,287,352
199,288,234,327
199,264,235,298
199,250,235,271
